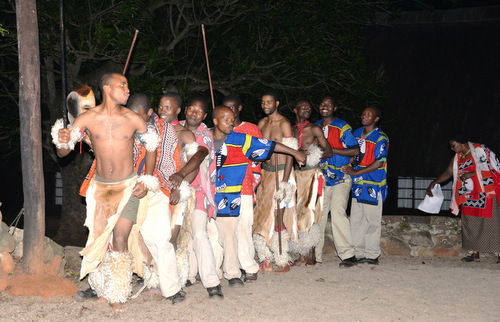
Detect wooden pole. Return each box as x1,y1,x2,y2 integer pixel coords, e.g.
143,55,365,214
16,0,45,275
201,24,215,110
59,0,68,127
275,153,282,255
122,29,139,75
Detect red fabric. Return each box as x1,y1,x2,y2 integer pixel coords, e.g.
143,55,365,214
317,174,323,197
458,154,493,218
295,120,309,147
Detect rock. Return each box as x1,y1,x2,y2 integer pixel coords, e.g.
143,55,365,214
45,255,63,276
386,237,411,255
0,221,8,233
411,246,434,257
432,247,459,257
64,246,83,275
409,231,433,247
0,230,15,253
0,252,15,274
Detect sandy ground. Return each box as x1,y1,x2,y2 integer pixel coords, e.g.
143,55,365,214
1,252,499,321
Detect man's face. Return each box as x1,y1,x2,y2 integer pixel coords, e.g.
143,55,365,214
158,97,181,123
106,74,130,106
214,109,235,135
294,101,312,120
222,99,241,121
261,95,279,116
360,107,379,127
318,97,336,118
185,100,207,128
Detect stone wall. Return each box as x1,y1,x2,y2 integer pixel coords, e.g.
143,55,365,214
323,215,464,258
380,215,461,257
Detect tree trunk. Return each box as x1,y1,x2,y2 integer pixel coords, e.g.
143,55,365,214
16,0,45,275
53,151,93,246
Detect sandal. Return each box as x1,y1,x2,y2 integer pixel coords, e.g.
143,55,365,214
461,252,480,262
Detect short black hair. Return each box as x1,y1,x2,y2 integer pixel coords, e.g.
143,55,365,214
450,131,468,144
320,93,337,106
161,92,182,108
186,96,208,113
99,73,120,93
127,93,151,113
262,89,279,102
294,99,311,109
367,105,382,119
222,94,242,106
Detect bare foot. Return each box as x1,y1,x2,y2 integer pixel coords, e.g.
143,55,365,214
97,297,106,303
294,256,307,266
305,248,317,267
110,302,128,313
274,264,291,273
259,258,273,272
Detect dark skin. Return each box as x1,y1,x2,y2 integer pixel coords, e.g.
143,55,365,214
222,98,243,127
211,107,307,165
425,140,473,197
318,97,359,158
342,107,382,176
57,74,152,313
292,100,333,158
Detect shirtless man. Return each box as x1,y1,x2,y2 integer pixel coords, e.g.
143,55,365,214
291,100,333,266
221,94,262,282
253,89,299,273
53,73,159,312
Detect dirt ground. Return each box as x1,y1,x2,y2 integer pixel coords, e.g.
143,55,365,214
0,252,499,321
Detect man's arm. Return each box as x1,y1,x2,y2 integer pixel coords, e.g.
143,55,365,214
170,146,208,187
312,125,333,158
342,161,383,177
273,142,306,167
54,113,87,157
169,129,207,187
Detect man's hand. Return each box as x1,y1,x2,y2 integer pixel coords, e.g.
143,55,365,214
58,128,72,144
170,188,181,205
341,164,356,175
169,172,185,189
294,150,307,166
132,182,148,199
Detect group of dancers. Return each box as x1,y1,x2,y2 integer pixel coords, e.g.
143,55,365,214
52,72,389,312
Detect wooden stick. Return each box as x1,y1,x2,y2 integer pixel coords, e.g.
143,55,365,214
275,153,282,255
59,0,68,127
122,30,139,75
201,24,215,110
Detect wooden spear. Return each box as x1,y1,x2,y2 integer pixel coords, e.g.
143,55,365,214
201,24,215,110
123,29,139,75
